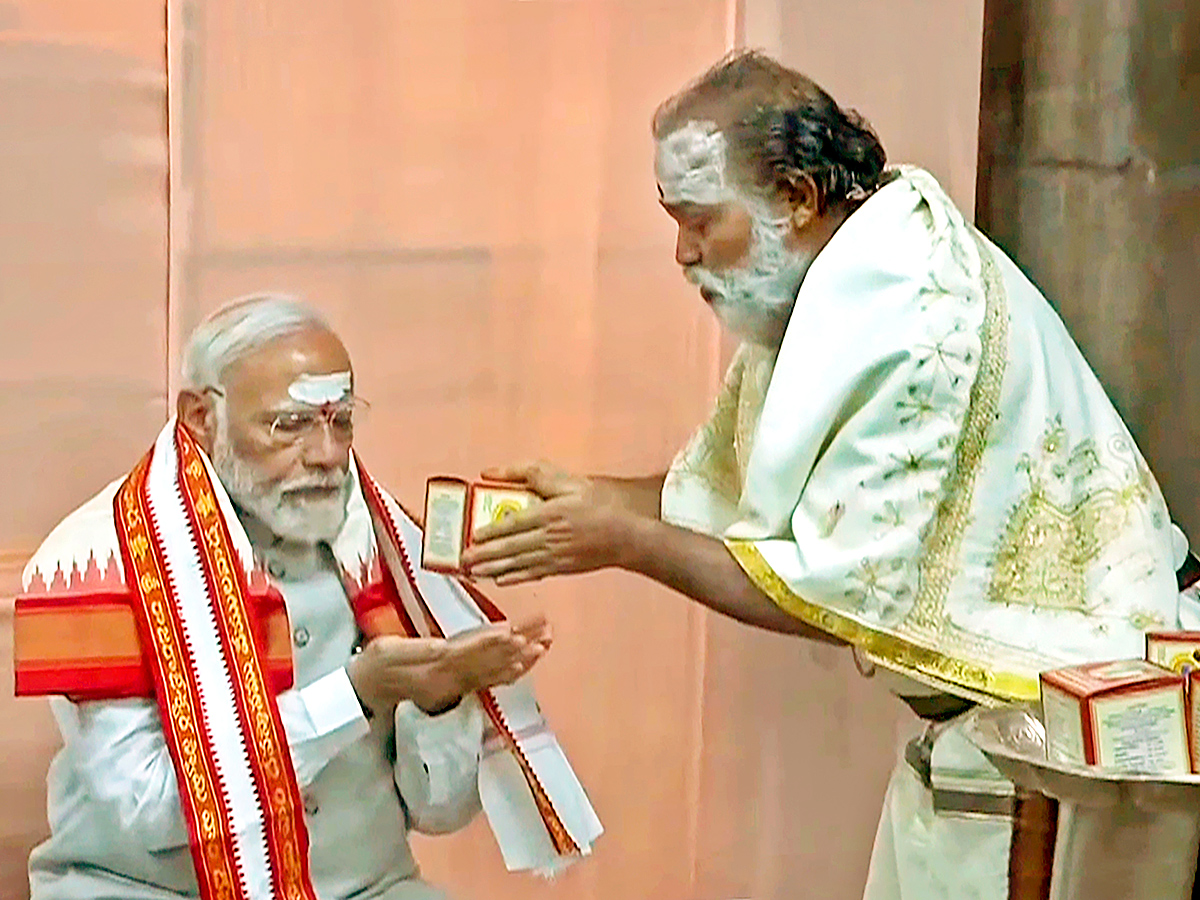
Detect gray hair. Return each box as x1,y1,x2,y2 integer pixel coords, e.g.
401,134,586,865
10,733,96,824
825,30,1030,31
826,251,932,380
181,293,331,390
653,50,887,209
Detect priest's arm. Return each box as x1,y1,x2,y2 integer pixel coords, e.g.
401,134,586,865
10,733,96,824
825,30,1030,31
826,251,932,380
460,464,844,644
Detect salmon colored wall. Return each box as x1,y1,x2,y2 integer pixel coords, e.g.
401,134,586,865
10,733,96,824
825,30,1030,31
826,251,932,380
0,3,168,895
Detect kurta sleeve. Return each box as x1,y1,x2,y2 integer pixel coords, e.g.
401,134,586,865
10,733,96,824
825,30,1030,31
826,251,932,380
52,666,370,853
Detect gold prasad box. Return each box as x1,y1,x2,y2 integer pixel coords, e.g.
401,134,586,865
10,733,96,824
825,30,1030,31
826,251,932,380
421,477,538,574
1040,659,1190,774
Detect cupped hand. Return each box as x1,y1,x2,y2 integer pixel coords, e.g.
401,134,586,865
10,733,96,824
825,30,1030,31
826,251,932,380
348,615,553,716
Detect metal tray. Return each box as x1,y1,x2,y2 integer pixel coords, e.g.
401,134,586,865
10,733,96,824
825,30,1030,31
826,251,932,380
962,705,1200,811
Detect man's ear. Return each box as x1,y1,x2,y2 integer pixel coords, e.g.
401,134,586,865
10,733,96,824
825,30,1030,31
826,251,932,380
177,390,216,452
779,172,822,235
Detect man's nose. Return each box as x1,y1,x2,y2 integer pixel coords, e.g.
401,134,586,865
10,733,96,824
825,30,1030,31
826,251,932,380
675,226,702,267
302,422,350,469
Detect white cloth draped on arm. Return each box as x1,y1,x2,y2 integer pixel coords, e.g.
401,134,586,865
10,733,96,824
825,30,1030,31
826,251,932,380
663,166,1183,704
393,696,485,835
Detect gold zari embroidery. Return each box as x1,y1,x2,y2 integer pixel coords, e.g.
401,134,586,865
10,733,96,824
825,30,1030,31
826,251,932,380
727,540,1038,703
729,232,1050,704
671,344,774,506
987,423,1155,610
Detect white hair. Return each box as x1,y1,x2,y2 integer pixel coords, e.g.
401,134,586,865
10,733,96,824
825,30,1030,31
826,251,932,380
181,293,331,390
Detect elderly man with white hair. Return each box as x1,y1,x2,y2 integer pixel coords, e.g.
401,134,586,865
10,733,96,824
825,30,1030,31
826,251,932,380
14,296,600,900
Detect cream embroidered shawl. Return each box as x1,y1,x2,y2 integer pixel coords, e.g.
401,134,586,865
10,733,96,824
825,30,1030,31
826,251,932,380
662,167,1187,704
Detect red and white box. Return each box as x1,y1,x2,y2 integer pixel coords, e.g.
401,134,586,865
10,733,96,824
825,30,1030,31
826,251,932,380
1040,659,1190,774
420,477,538,573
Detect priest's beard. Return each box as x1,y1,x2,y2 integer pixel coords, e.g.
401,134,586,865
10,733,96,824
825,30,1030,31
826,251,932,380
684,208,812,348
211,411,351,545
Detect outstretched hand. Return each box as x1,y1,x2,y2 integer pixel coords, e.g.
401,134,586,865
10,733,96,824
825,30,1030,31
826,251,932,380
461,461,640,585
442,614,553,697
348,614,552,716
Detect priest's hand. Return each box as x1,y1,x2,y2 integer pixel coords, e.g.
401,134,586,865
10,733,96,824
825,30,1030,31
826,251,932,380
461,462,639,585
348,615,552,717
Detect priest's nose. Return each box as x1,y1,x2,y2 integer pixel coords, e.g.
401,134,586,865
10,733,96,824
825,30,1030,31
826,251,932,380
675,225,702,267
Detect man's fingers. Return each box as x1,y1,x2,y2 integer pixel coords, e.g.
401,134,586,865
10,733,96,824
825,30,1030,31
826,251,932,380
449,622,515,652
521,466,575,500
370,635,446,665
491,653,543,688
469,510,543,545
496,565,558,587
468,548,553,579
481,460,576,501
480,462,540,483
511,615,552,647
511,612,550,637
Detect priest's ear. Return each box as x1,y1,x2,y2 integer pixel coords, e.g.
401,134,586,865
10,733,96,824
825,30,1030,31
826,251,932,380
777,171,823,234
177,389,218,452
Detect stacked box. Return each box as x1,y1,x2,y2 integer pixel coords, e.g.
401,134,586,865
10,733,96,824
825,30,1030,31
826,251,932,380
1145,631,1200,676
1146,632,1200,772
1040,659,1189,775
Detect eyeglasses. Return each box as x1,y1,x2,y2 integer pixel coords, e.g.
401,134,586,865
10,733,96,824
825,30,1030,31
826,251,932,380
203,386,370,448
264,398,371,446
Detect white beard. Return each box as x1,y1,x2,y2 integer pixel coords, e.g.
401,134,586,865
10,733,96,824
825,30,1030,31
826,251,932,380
211,414,351,545
684,210,812,348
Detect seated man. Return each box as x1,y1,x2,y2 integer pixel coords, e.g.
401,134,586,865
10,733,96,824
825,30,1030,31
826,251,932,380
15,295,597,900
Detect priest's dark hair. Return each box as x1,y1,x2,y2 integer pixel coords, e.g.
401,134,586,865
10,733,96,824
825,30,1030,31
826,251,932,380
653,50,887,211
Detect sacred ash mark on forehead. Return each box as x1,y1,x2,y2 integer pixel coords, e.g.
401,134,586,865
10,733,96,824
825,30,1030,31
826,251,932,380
288,371,351,406
655,119,732,207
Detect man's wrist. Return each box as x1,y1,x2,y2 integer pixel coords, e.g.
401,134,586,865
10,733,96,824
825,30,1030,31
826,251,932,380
346,654,377,719
413,661,469,715
417,695,464,717
616,512,659,573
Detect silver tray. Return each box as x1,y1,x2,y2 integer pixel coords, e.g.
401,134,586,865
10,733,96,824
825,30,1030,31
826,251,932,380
962,705,1200,811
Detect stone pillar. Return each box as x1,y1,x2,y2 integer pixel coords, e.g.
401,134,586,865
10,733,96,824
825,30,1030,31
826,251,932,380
976,0,1200,538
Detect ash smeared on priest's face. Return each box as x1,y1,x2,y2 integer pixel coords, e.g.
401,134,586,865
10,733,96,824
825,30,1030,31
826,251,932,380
656,120,813,349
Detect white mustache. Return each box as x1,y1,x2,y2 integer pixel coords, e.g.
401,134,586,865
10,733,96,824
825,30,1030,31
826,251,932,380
279,471,348,494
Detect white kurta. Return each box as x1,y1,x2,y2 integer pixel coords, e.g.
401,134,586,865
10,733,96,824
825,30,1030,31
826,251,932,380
28,518,483,900
660,167,1192,899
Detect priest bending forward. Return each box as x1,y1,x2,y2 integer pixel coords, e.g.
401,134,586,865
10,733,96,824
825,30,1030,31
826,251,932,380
462,51,1197,900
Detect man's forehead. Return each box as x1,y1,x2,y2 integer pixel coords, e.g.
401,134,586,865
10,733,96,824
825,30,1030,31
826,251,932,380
287,371,352,406
655,119,731,207
223,329,353,405
656,187,722,218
